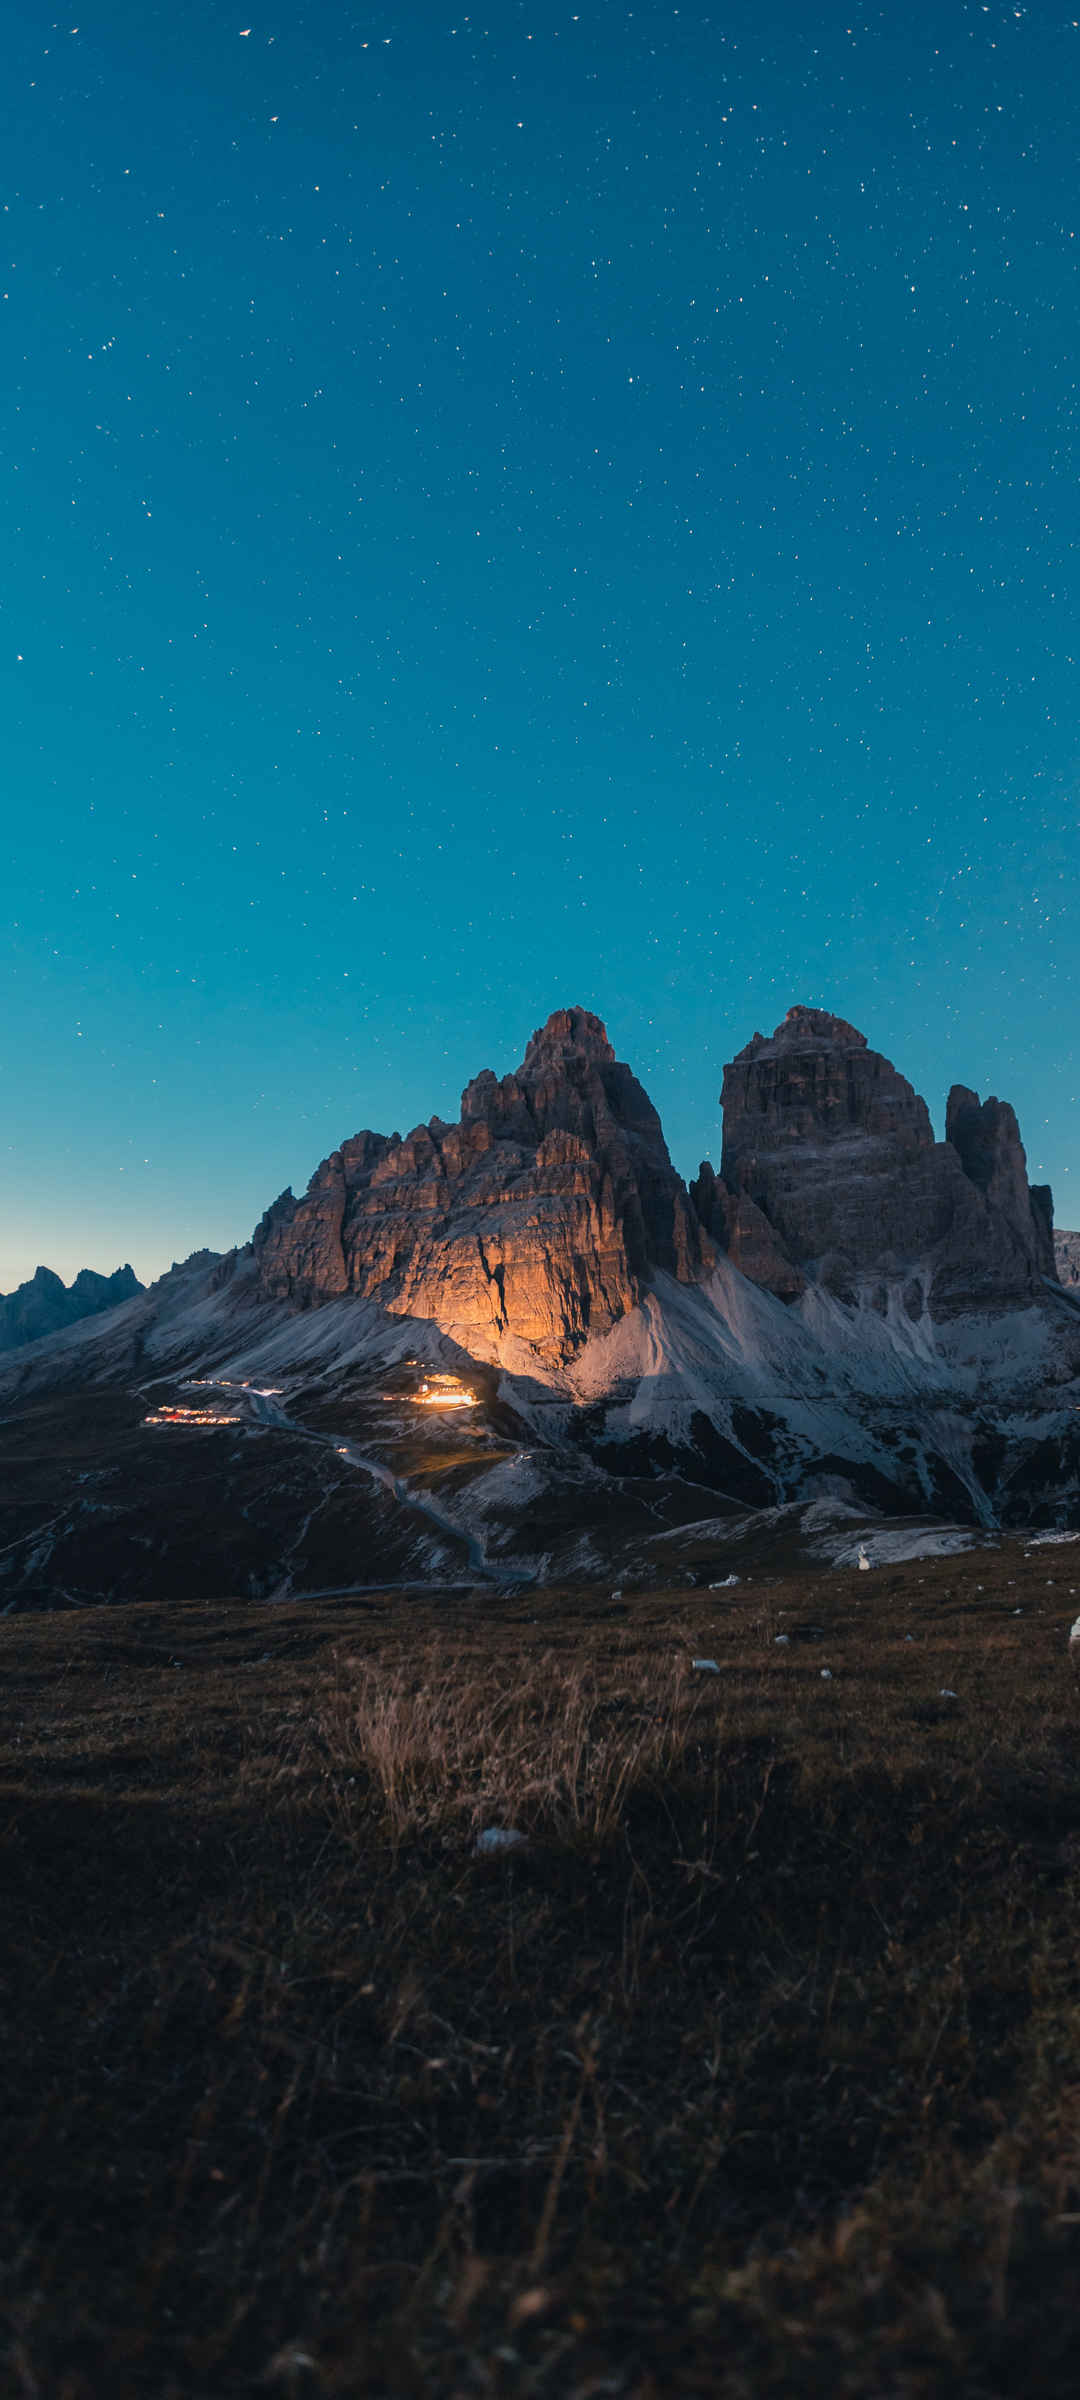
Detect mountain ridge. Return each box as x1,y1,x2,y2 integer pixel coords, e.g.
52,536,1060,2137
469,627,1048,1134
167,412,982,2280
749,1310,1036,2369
0,1262,144,1355
251,1002,1058,1361
1,1002,1076,1610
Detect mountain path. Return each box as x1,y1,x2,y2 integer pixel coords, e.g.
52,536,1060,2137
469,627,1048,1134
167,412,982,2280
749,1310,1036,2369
233,1385,496,1581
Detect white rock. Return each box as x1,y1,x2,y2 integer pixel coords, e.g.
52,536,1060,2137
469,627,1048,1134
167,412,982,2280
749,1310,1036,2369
691,1657,719,1673
820,1668,833,1680
774,1634,790,1646
474,1827,527,1856
939,1689,959,1700
857,1546,871,1571
709,1575,740,1589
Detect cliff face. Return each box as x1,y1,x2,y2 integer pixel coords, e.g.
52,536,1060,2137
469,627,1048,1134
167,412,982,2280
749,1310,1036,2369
254,1008,710,1364
1055,1230,1080,1291
253,999,1058,1362
0,1263,144,1354
946,1087,1057,1282
688,1159,807,1302
702,1007,1054,1314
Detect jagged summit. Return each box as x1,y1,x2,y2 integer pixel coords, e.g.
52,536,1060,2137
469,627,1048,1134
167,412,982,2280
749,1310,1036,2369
723,1009,934,1168
699,1007,1054,1314
254,1010,707,1363
521,1005,615,1070
251,997,1060,1368
0,1262,144,1354
738,1005,870,1057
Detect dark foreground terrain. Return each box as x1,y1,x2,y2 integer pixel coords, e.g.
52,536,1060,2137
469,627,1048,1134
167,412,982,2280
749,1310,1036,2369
3,1545,1080,2397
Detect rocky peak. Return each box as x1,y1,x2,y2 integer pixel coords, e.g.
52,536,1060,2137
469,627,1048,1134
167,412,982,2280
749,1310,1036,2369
252,999,1060,1350
705,1008,1055,1313
723,1006,934,1167
254,1010,709,1363
521,1006,616,1071
71,1264,142,1306
947,1086,1028,1209
744,1004,870,1056
461,1009,624,1144
0,1262,145,1354
947,1086,1056,1282
27,1266,68,1299
689,1004,919,1304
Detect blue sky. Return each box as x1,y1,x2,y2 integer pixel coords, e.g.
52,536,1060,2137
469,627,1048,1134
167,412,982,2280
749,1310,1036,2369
2,1,1076,1286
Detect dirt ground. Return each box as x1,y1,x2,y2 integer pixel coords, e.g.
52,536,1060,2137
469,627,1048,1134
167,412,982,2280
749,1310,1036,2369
3,1540,1080,2396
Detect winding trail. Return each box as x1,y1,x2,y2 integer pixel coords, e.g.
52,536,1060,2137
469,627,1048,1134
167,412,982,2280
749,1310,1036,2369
225,1385,496,1580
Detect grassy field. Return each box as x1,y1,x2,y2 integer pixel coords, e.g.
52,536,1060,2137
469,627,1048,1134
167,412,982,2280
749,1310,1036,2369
3,1546,1080,2396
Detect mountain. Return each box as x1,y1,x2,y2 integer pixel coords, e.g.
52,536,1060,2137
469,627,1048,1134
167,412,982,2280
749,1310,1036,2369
0,1263,144,1354
691,1005,1055,1314
253,1006,709,1366
255,1002,1059,1345
0,1006,1077,1610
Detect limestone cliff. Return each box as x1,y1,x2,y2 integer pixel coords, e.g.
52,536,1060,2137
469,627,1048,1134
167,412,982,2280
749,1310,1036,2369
702,1006,1055,1314
254,1008,710,1364
253,1000,1058,1358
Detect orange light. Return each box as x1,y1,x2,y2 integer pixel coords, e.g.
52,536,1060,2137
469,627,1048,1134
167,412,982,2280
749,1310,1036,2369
143,1408,242,1427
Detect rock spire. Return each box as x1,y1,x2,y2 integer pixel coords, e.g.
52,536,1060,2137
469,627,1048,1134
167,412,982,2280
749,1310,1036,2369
697,1006,1055,1313
254,1007,710,1363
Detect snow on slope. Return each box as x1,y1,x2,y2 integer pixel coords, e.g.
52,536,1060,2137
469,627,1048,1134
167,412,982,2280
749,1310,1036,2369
544,1263,1080,1525
820,1522,978,1566
562,1262,1062,1419
3,1242,1079,1544
634,1497,981,1583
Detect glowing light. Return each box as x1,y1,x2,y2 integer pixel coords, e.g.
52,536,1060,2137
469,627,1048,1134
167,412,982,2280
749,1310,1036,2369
415,1378,476,1409
143,1408,242,1427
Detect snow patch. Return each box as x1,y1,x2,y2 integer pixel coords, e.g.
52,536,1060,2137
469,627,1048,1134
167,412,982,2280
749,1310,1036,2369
823,1525,979,1567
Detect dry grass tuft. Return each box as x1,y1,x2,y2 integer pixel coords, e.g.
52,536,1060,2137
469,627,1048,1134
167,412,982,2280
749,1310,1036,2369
317,1643,705,1848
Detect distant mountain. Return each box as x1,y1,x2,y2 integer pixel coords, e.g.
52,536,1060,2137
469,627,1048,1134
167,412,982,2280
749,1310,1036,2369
1055,1230,1080,1289
0,1263,144,1354
1,1005,1076,1610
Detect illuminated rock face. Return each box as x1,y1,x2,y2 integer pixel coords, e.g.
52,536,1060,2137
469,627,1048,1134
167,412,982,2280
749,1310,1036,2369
253,1001,1059,1357
703,1006,1055,1314
253,1008,710,1364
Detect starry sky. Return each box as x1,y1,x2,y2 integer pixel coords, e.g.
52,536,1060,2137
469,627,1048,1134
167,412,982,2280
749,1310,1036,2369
2,0,1077,1289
